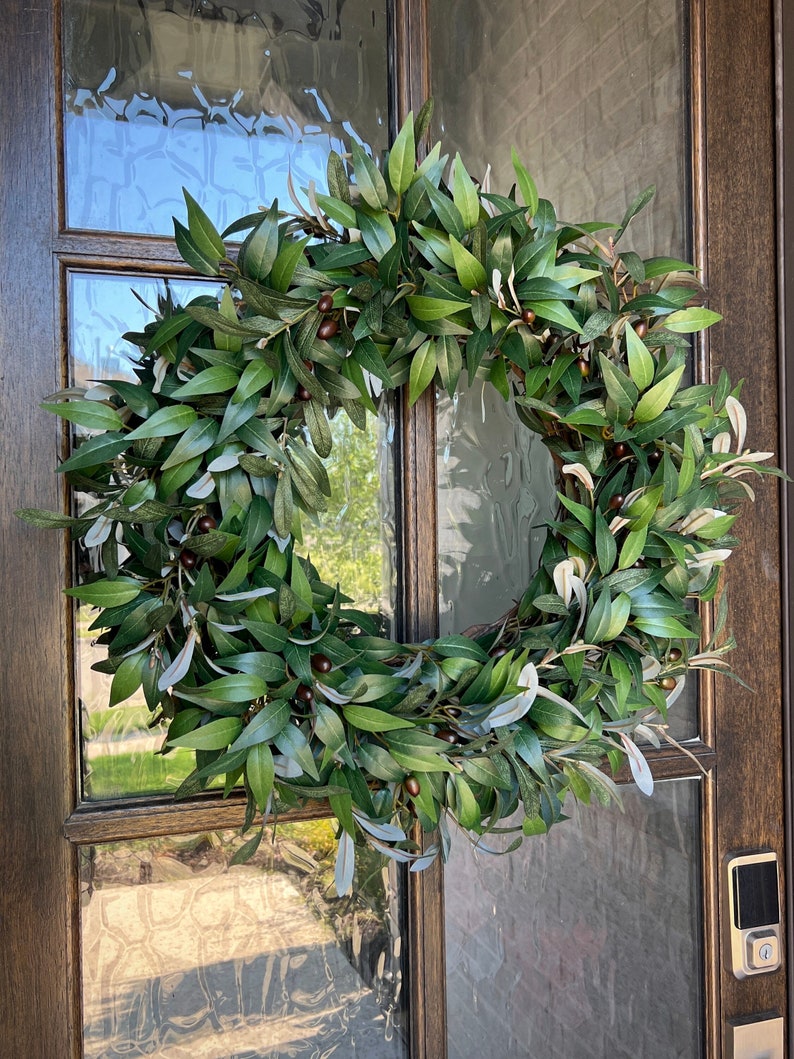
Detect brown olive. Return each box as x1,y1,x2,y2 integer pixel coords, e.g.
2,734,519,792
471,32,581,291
196,515,217,534
311,653,332,674
521,308,536,325
179,549,197,569
302,358,315,372
608,494,625,511
648,448,663,466
575,356,590,377
296,385,312,402
436,729,459,745
317,293,334,314
445,706,462,718
317,318,338,341
490,646,509,659
632,557,647,568
613,442,630,460
669,648,683,662
405,776,421,797
658,676,677,692
634,320,648,340
295,684,315,703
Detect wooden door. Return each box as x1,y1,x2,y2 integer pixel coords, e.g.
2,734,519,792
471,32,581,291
0,1,788,1056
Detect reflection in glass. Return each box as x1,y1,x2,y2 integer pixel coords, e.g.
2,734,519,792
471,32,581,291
70,273,395,799
437,380,556,636
81,824,407,1057
63,0,389,235
445,781,702,1058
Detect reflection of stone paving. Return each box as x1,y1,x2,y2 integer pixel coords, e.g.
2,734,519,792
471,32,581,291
83,867,406,1059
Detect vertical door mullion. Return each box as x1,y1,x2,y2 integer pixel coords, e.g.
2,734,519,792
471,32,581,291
392,2,448,1057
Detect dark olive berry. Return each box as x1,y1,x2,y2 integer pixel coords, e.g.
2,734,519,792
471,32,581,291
575,357,590,377
317,318,339,340
658,676,677,692
648,448,663,466
521,308,536,325
608,494,625,511
613,442,630,460
490,646,509,659
446,706,462,718
179,549,197,569
405,776,421,797
317,293,334,314
634,320,648,340
295,684,315,703
436,729,459,745
632,557,647,568
196,515,217,534
669,648,683,662
296,385,312,402
311,653,332,674
302,358,315,372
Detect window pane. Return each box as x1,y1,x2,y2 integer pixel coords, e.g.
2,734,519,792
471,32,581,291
81,824,408,1057
63,0,389,235
445,781,703,1058
430,0,696,740
69,273,395,799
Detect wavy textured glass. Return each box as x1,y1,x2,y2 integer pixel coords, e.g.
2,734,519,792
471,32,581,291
431,0,697,740
63,0,389,235
81,824,407,1057
445,781,702,1058
69,273,395,799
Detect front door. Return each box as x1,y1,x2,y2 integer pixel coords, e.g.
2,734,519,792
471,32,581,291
0,2,787,1056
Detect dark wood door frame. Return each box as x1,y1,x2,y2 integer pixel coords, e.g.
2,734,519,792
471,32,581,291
0,1,790,1055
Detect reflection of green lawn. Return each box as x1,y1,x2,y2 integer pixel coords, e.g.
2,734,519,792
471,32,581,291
86,749,194,800
85,706,150,738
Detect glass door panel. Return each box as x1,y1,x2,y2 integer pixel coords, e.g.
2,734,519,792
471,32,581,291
63,0,389,235
445,780,702,1059
81,823,408,1057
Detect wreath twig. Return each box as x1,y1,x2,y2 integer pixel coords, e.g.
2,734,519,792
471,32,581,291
19,102,780,894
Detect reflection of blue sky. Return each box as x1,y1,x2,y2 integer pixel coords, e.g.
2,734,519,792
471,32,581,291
69,273,222,383
65,110,348,235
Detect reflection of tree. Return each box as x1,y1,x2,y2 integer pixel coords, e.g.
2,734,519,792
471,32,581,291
303,412,391,616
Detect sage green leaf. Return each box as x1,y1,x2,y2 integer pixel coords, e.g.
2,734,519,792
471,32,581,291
356,742,405,782
625,485,664,530
633,364,685,422
274,724,320,780
170,366,239,400
327,149,351,203
233,359,274,404
231,700,290,751
343,705,415,732
184,189,226,259
436,334,463,397
352,337,395,387
662,307,722,333
274,471,293,538
633,615,698,639
16,508,91,531
615,184,656,243
581,308,619,342
357,210,396,260
160,417,219,470
168,716,243,750
248,745,277,809
527,299,582,332
452,153,479,229
619,251,645,283
174,219,220,276
64,577,141,608
57,432,129,474
406,295,469,321
413,97,434,143
179,673,268,704
126,405,197,440
449,234,487,291
239,202,280,282
584,586,613,643
424,181,465,239
41,399,122,432
230,828,265,865
315,193,357,229
642,256,698,279
315,701,348,755
271,236,310,293
511,146,539,215
598,354,638,415
408,338,437,405
304,399,333,457
462,756,512,791
618,524,648,569
625,324,655,392
385,731,456,773
595,507,617,574
388,111,416,194
109,651,146,707
603,592,631,639
351,140,388,210
453,774,482,830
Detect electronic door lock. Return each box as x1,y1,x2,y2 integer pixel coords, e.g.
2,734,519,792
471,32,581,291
723,851,782,979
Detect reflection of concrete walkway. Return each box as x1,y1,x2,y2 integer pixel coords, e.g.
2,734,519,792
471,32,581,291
83,867,405,1059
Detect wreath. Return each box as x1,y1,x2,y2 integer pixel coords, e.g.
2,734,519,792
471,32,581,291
20,103,778,894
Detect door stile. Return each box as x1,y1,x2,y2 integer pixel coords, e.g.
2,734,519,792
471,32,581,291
703,0,788,1045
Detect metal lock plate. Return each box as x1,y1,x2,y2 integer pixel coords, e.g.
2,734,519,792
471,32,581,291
726,1014,783,1059
723,851,782,979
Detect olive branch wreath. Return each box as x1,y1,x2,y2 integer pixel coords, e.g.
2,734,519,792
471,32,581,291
19,102,780,895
